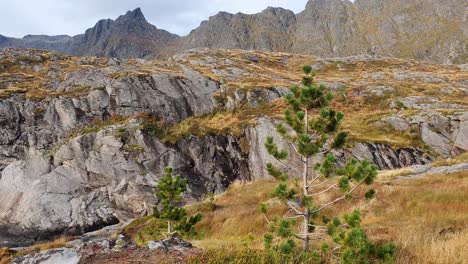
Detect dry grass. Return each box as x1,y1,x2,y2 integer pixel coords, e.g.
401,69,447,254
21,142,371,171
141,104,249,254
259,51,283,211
0,247,12,264
377,168,415,182
163,102,282,144
342,110,422,148
432,152,468,167
2,237,75,264
7,236,74,261
188,179,285,250
363,171,468,264
181,170,468,264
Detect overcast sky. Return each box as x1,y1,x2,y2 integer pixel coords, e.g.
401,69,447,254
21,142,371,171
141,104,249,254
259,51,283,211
0,0,310,38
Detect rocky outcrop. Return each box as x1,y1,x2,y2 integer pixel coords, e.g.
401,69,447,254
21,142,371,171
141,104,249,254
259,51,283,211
11,248,80,264
246,118,433,178
1,1,466,63
0,122,249,247
380,111,468,158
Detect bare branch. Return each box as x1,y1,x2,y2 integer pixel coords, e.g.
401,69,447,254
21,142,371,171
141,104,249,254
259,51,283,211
289,141,299,154
285,215,304,219
286,201,304,216
308,173,322,186
308,224,328,228
317,148,331,156
308,178,334,188
262,213,271,224
294,234,306,241
311,184,338,196
311,180,365,214
274,159,303,175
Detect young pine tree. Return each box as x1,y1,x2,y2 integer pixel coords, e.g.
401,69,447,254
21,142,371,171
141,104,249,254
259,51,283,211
260,66,380,256
153,167,203,238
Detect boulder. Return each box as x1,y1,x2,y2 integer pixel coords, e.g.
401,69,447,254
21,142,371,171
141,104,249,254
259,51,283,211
453,113,468,151
148,237,192,251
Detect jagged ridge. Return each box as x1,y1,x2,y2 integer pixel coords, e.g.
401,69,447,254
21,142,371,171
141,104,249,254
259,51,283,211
1,0,467,63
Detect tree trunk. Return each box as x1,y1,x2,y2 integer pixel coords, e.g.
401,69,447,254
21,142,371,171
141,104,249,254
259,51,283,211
303,108,310,251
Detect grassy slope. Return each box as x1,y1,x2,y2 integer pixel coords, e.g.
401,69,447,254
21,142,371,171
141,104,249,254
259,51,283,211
179,170,468,263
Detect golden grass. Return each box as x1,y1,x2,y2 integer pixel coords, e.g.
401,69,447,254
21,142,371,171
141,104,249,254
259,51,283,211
342,110,422,148
377,168,415,182
363,171,468,264
182,171,468,264
163,102,282,144
432,152,468,167
7,236,74,261
188,179,284,249
0,247,12,264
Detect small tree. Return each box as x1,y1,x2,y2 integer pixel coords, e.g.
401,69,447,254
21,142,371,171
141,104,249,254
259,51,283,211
260,66,387,260
153,167,202,238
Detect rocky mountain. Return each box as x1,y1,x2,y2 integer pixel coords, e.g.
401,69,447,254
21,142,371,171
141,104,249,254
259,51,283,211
181,7,297,52
0,8,179,59
0,47,466,247
185,0,467,64
1,0,466,63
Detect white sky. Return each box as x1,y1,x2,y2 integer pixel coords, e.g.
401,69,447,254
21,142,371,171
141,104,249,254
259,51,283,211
0,0,311,38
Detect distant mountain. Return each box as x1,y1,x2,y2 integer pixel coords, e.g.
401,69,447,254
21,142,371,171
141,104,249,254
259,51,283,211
1,0,466,63
293,0,467,64
181,7,297,52
0,8,180,59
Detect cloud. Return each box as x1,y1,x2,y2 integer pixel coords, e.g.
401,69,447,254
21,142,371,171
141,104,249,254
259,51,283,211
0,0,309,38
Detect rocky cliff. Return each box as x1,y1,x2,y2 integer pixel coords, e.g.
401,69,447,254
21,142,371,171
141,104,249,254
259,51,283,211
1,0,466,63
0,48,466,247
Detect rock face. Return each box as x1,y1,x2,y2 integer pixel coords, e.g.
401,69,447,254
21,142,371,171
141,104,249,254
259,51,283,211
1,1,467,63
181,7,297,52
0,8,179,59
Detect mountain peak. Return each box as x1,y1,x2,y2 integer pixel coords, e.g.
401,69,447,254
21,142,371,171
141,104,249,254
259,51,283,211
118,7,147,22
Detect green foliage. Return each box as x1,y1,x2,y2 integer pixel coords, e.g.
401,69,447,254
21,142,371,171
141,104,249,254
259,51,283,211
265,137,288,160
271,182,297,201
302,65,313,74
263,217,297,260
365,189,376,200
266,163,289,181
318,153,338,178
327,211,396,263
153,167,202,237
377,242,397,262
344,159,379,185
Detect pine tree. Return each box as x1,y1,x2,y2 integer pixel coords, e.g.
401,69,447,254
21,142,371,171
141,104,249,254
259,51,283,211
260,66,380,256
153,167,203,238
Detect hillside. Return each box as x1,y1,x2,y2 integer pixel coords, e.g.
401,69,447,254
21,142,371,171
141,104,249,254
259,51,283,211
1,0,467,63
0,47,466,253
